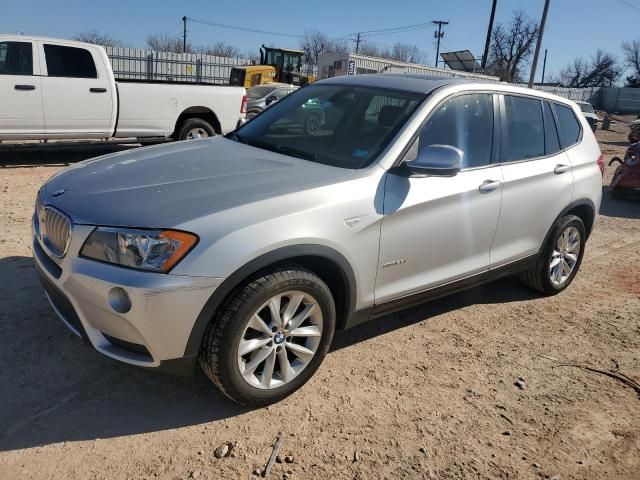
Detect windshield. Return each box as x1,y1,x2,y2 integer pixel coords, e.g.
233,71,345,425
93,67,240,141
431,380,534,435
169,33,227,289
578,102,594,113
247,85,279,99
232,84,426,168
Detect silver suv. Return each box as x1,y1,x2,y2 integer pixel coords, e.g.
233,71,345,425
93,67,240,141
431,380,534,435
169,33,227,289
33,75,603,405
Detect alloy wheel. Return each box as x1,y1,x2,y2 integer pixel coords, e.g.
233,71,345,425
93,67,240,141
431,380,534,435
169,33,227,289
549,226,581,286
237,291,323,389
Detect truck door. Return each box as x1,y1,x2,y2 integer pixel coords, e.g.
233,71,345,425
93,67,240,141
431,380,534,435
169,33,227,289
0,40,45,137
39,42,114,137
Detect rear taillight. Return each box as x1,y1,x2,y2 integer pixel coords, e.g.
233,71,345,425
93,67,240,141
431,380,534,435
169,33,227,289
240,95,247,114
597,154,604,177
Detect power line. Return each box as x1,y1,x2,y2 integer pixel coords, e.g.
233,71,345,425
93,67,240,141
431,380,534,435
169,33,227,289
617,0,640,12
188,17,304,38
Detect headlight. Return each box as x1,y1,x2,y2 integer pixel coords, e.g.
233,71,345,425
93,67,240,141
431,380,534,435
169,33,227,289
80,227,198,272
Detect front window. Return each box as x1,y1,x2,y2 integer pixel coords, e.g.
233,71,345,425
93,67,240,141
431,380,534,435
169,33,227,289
578,102,594,113
247,85,279,99
232,84,426,169
0,41,33,75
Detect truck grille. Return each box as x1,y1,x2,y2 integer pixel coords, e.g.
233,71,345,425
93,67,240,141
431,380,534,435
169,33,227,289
39,206,72,258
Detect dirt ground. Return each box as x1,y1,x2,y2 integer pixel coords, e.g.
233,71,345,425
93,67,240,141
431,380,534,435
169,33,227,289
0,123,639,480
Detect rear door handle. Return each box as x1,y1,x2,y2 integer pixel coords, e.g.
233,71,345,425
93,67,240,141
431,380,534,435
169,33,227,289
90,87,107,93
554,164,570,174
479,180,502,193
15,84,36,91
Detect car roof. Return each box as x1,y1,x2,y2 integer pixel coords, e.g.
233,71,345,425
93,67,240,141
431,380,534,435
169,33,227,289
314,74,580,108
315,74,473,94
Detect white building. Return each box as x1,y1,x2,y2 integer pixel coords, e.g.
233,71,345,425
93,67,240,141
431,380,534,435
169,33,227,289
317,52,499,82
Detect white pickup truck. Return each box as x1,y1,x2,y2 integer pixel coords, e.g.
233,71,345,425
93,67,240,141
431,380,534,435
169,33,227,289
0,35,247,141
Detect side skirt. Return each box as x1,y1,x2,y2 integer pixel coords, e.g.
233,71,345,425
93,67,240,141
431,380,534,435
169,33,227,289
343,254,537,329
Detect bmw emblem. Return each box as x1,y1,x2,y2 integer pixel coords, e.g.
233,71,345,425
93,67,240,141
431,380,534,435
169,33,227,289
52,189,67,197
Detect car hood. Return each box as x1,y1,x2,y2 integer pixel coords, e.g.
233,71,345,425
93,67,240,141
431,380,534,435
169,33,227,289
40,137,355,227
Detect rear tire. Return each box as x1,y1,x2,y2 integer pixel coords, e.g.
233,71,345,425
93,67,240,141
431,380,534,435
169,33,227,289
177,118,215,141
520,215,586,295
199,264,336,406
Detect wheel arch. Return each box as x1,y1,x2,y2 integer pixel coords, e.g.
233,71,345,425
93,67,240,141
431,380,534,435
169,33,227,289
183,244,358,358
539,198,596,253
173,106,221,138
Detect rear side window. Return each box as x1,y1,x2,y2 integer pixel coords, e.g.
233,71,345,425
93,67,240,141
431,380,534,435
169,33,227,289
502,95,544,162
412,93,494,169
554,103,582,149
44,44,97,78
543,101,561,155
0,41,33,75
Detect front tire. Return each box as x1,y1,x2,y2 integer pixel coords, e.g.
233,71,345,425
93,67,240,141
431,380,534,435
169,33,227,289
520,215,586,295
177,118,215,141
199,265,336,406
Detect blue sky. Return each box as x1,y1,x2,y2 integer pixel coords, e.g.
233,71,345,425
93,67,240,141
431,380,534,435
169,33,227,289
3,0,640,80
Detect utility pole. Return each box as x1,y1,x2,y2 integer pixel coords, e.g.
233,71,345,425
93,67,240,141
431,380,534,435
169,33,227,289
182,16,188,53
432,20,448,68
541,49,548,84
528,0,550,88
355,33,361,54
481,0,497,71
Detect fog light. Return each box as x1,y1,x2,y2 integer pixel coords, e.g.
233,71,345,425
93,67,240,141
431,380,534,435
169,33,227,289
108,287,132,314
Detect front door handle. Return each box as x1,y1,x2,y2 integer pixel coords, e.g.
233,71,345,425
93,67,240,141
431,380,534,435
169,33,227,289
15,84,36,91
554,164,570,174
479,180,502,193
90,87,107,93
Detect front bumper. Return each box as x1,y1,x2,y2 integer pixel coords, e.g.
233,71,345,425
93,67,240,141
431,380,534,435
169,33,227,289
32,217,222,373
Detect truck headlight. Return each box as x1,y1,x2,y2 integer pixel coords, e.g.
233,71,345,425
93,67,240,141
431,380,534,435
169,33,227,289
81,227,198,272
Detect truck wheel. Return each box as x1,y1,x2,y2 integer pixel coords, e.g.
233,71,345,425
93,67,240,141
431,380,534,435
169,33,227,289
199,264,336,406
519,215,586,295
177,118,215,141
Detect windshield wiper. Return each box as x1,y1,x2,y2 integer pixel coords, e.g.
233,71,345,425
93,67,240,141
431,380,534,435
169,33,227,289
245,139,317,161
227,131,246,143
274,145,318,161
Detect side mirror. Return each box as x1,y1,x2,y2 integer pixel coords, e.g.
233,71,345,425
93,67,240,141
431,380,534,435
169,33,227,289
266,95,278,106
404,144,463,177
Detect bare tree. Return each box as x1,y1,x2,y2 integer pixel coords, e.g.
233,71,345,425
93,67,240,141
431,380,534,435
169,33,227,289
485,10,539,82
299,30,347,65
146,34,191,53
556,50,621,87
196,42,240,58
357,42,381,58
388,43,424,63
355,41,425,64
622,39,640,87
74,30,122,48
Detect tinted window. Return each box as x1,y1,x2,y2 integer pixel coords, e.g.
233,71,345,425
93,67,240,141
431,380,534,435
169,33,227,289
555,103,582,148
235,84,425,169
44,44,97,78
0,41,32,75
543,101,561,155
503,96,544,162
411,93,494,169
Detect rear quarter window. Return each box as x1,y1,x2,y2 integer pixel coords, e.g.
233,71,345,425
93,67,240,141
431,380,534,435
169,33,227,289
554,103,582,149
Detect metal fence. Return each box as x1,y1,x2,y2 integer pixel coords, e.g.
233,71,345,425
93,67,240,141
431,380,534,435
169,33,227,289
105,46,250,84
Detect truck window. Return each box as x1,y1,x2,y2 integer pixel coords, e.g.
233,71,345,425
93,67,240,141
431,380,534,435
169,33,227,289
44,44,97,78
0,41,33,75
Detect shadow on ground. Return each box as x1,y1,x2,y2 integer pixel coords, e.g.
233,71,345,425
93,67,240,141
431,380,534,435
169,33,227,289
600,186,640,220
0,252,540,452
0,142,144,168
